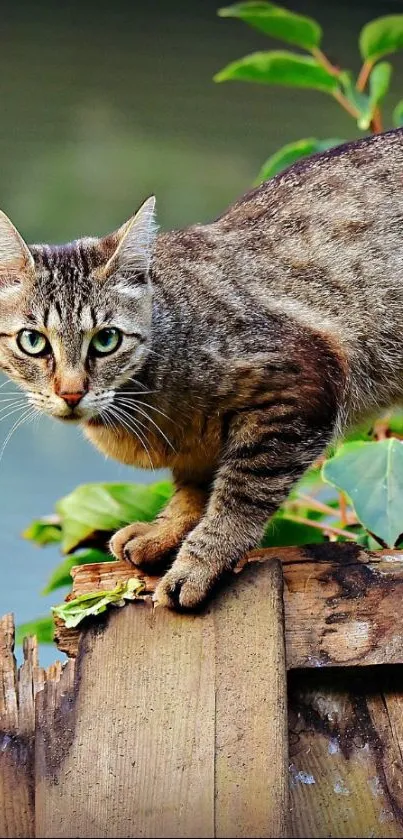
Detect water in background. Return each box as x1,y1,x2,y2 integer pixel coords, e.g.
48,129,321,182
0,0,401,665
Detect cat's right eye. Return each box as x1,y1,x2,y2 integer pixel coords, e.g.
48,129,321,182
17,329,50,357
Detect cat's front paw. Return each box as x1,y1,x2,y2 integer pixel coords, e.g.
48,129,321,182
153,552,218,609
110,521,152,561
110,520,182,569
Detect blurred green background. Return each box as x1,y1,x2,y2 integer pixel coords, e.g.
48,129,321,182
1,0,402,663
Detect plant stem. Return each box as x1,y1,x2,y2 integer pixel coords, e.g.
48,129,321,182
285,513,359,541
368,530,388,549
370,106,384,134
320,51,382,134
312,47,340,77
333,89,361,119
339,492,347,527
295,493,338,518
373,412,391,440
356,59,374,92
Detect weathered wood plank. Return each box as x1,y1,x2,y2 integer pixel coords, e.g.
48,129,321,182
288,666,403,838
278,544,403,668
55,543,403,670
214,559,288,838
37,561,288,838
0,615,42,839
37,602,216,838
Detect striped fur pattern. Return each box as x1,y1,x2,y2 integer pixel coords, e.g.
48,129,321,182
1,129,403,607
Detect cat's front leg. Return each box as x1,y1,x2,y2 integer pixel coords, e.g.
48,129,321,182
154,409,336,609
110,481,209,569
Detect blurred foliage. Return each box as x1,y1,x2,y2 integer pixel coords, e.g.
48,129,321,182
16,615,55,645
215,2,403,175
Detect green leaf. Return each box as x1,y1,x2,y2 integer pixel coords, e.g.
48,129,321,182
214,51,340,92
56,481,173,553
322,439,403,547
16,616,54,644
52,578,145,629
255,137,343,182
339,71,371,125
218,2,321,51
42,548,111,595
393,99,403,128
22,516,62,546
357,62,392,130
261,512,324,547
388,409,403,435
294,462,325,491
369,61,392,105
343,423,373,443
359,15,403,62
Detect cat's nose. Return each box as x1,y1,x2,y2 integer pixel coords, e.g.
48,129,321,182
60,391,86,409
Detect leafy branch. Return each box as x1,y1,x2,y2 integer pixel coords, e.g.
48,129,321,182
214,2,403,177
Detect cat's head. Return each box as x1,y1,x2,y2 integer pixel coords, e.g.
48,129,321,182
0,196,157,423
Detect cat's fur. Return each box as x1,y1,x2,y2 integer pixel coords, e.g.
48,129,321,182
1,128,403,608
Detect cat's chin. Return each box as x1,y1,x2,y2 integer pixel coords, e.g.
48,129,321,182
58,415,82,424
83,416,105,427
55,411,103,425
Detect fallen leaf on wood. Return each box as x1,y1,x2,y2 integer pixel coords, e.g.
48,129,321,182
51,577,145,628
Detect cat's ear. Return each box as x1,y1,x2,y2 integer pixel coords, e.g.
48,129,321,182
0,210,35,293
102,196,157,278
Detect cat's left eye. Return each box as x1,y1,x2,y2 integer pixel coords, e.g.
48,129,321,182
90,327,122,356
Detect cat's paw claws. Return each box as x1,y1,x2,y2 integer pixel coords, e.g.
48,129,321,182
110,521,182,569
110,522,152,562
153,557,216,610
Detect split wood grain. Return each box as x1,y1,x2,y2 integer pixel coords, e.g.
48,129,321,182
214,559,288,838
36,560,288,839
55,542,403,670
0,615,44,839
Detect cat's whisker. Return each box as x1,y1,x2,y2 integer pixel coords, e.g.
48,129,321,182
116,399,175,452
109,404,161,464
127,377,163,396
0,396,27,410
0,398,27,410
127,377,149,392
115,389,157,397
101,410,116,436
108,408,155,471
115,396,173,425
0,381,22,392
0,404,30,423
0,393,28,399
0,406,38,463
111,403,151,438
107,404,155,470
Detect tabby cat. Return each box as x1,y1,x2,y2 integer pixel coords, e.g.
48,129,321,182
1,128,402,608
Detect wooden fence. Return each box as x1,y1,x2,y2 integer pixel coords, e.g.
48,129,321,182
2,543,403,838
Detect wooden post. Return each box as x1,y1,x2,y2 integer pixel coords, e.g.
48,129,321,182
0,615,43,839
6,541,403,838
35,560,288,839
